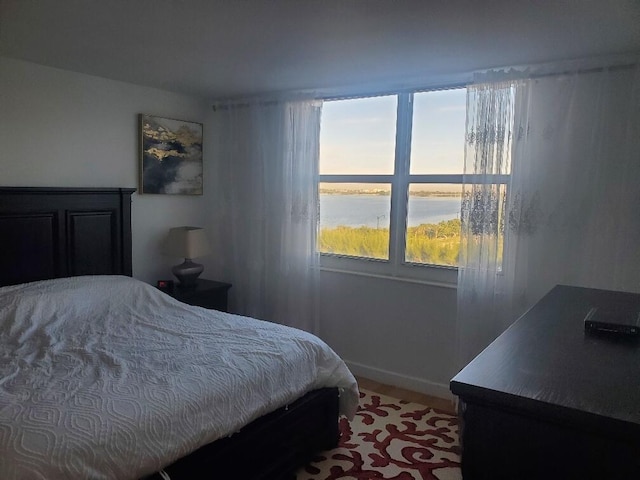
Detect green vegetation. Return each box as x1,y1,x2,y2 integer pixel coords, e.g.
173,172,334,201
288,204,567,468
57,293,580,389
319,219,461,266
405,219,461,265
318,225,389,260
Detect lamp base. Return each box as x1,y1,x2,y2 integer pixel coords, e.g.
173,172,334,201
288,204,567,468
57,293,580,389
172,258,204,287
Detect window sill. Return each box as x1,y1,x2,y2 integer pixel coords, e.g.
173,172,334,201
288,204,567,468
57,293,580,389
319,254,458,289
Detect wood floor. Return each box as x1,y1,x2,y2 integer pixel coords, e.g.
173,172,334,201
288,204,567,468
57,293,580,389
356,376,457,414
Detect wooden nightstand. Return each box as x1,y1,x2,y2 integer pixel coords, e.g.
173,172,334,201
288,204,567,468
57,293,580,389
163,279,232,312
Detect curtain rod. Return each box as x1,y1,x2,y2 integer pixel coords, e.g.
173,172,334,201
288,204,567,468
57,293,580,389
472,53,639,84
212,53,640,110
320,80,470,102
211,80,470,111
211,72,471,110
529,61,638,80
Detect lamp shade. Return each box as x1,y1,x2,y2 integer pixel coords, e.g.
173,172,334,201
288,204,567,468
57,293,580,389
163,227,211,259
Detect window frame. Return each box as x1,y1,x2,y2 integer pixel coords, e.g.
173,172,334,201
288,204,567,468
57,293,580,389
317,88,468,286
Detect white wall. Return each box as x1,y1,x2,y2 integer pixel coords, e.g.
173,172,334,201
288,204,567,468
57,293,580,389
319,271,458,398
0,57,211,282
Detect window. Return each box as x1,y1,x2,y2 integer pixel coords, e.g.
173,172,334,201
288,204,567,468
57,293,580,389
318,88,467,282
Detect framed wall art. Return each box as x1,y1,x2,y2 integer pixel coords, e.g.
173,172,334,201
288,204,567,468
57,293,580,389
139,114,203,195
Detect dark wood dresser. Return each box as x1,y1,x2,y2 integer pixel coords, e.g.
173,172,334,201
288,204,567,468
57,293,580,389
450,285,640,479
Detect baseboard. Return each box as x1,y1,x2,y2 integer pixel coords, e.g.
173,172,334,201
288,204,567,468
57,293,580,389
345,360,455,401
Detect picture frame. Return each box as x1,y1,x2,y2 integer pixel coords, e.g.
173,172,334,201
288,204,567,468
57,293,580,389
139,114,203,195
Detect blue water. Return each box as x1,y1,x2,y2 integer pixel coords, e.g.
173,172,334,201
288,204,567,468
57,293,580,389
320,194,461,228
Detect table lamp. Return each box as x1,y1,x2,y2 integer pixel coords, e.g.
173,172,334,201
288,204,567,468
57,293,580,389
162,226,211,286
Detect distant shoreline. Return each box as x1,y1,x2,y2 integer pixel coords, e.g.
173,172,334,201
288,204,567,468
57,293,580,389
319,190,461,197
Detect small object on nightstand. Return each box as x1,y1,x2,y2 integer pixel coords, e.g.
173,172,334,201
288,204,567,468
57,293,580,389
160,278,232,312
157,279,174,292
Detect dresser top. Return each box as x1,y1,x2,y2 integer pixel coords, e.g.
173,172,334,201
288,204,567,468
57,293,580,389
451,285,640,437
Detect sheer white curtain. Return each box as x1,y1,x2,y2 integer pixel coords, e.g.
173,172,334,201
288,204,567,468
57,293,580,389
212,99,322,333
456,77,518,369
457,64,640,369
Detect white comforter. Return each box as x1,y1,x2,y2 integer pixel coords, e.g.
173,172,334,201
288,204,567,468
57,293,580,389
0,276,358,480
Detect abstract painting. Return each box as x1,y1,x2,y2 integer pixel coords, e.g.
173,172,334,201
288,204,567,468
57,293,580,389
140,114,203,194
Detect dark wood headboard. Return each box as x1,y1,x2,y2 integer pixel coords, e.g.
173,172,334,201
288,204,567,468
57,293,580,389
0,187,135,287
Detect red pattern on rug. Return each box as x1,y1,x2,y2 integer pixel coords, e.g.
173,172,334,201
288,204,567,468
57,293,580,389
297,389,461,480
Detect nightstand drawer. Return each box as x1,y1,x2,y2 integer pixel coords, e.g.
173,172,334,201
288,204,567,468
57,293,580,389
161,279,232,312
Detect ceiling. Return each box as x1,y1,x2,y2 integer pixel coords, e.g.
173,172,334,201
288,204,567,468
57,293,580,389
1,0,639,100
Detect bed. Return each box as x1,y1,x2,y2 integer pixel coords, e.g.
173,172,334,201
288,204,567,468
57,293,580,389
0,187,359,480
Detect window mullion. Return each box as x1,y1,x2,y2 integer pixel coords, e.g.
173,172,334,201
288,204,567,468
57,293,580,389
389,93,413,272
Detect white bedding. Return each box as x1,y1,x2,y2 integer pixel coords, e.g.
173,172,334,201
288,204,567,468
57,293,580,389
0,275,358,480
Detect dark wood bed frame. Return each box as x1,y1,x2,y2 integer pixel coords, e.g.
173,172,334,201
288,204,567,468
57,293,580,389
0,187,339,480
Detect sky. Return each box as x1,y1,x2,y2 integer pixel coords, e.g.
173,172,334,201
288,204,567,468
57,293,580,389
319,88,467,176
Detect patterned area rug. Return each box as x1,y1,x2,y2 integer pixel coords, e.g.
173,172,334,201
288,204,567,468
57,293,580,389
297,389,461,480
